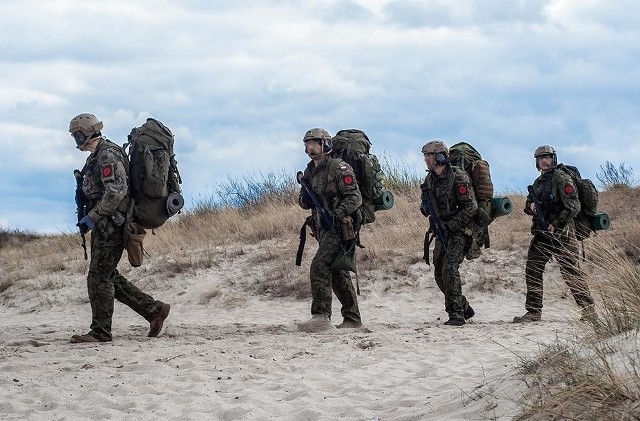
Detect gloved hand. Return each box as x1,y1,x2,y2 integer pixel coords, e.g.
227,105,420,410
420,203,429,217
419,182,429,194
77,215,95,234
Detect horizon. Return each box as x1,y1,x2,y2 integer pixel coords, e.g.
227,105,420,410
1,0,639,234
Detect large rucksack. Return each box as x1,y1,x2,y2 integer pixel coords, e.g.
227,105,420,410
124,118,183,229
331,129,393,224
555,164,599,241
448,142,495,224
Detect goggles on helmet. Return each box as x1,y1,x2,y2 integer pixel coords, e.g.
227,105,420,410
72,131,88,149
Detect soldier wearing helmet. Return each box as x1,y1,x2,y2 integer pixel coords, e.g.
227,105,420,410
513,145,595,323
68,113,170,343
297,128,363,332
420,140,477,326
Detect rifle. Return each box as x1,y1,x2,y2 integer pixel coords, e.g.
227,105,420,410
74,169,88,260
527,185,551,233
420,182,454,268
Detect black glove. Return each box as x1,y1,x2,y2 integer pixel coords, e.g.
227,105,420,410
420,182,429,194
420,204,429,217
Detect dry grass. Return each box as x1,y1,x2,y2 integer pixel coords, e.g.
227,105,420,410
2,182,640,418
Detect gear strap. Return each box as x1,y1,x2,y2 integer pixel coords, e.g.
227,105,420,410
295,219,309,267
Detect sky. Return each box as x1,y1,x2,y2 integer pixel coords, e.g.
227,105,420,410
1,0,639,234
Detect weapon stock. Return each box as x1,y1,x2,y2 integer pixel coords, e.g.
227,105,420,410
74,169,88,260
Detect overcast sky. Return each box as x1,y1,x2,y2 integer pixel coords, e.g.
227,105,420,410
1,0,639,234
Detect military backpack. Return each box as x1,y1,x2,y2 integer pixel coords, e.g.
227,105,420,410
331,129,393,224
555,164,599,241
124,118,184,229
448,142,495,224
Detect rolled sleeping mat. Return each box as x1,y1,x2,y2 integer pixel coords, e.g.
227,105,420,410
591,212,610,231
166,192,185,216
373,190,394,211
491,196,513,218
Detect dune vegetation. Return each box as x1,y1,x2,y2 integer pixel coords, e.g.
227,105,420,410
1,161,639,418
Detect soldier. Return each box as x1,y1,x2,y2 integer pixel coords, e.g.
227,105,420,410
69,113,170,343
513,145,595,323
297,128,363,332
420,140,476,326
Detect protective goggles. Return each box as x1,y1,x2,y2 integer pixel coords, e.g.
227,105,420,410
72,131,88,148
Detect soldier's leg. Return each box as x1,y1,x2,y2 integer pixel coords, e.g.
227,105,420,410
524,235,552,313
433,240,449,313
113,270,165,322
86,231,120,341
440,232,468,320
332,270,360,323
555,237,594,309
309,231,336,318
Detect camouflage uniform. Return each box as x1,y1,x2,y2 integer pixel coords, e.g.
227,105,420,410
523,168,594,313
299,155,362,323
422,165,477,321
81,138,165,341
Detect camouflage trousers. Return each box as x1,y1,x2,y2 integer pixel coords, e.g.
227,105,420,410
433,231,472,320
309,229,361,323
524,231,594,313
87,218,163,341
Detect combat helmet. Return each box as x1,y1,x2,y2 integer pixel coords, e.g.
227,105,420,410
303,128,332,154
69,113,103,148
534,145,557,169
421,140,449,165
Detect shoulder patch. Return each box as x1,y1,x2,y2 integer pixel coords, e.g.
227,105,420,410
564,184,575,195
457,184,468,195
344,175,354,185
101,164,114,179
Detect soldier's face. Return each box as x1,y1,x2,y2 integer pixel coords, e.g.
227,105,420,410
304,140,323,157
424,153,436,170
537,155,554,171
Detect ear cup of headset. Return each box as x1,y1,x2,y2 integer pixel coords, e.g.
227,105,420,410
435,152,447,165
323,138,332,153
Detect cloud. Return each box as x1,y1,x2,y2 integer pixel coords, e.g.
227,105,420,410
1,0,639,232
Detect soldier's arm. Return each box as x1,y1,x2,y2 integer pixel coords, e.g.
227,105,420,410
447,173,478,232
333,162,362,218
552,172,580,228
88,149,128,222
299,186,312,210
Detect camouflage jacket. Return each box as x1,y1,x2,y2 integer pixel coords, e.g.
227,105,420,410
81,138,130,222
524,167,580,232
422,165,478,235
298,155,362,227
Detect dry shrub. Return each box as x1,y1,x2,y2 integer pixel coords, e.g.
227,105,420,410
517,227,640,419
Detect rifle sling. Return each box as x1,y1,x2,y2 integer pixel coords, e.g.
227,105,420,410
295,219,308,267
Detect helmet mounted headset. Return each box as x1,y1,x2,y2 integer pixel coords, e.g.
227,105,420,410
421,140,449,166
533,145,557,170
303,128,332,158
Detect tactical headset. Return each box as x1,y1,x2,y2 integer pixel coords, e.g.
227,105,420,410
435,152,448,166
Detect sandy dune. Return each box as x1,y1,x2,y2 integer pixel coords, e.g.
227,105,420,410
0,245,586,420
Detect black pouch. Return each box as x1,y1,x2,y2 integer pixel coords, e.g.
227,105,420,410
330,241,357,273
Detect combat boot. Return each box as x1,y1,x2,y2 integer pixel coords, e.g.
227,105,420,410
70,333,109,343
336,318,362,329
298,314,335,333
464,305,475,321
444,318,465,326
148,303,171,337
512,311,541,323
